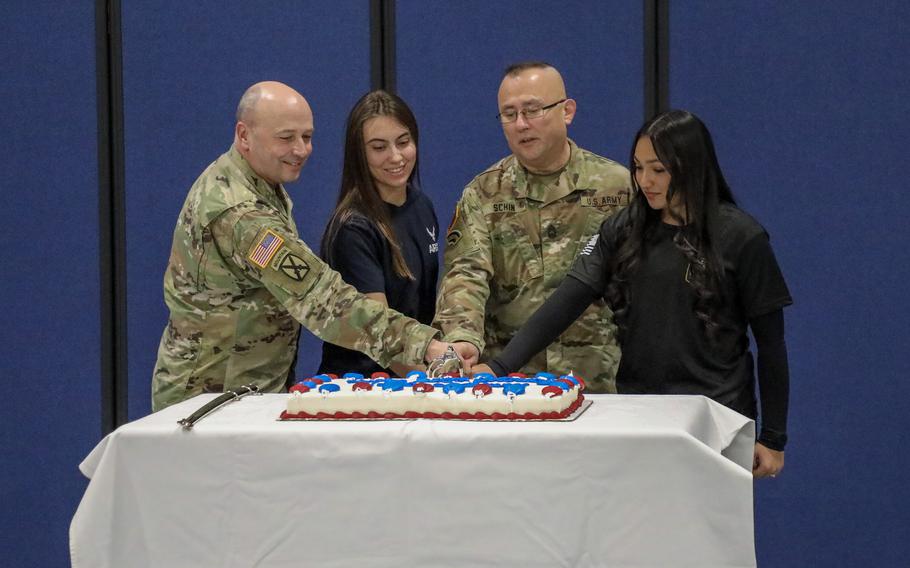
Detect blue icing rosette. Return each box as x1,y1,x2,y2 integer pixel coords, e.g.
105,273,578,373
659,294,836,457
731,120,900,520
502,383,527,397
443,383,467,395
318,383,341,393
381,379,408,392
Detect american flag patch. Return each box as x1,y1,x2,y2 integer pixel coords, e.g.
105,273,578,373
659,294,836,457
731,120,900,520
248,229,285,268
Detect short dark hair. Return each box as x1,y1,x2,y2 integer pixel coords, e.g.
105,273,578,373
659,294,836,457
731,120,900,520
502,61,554,78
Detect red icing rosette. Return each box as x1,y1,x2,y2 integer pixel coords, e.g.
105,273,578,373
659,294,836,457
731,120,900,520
541,385,564,398
566,373,586,390
472,383,493,397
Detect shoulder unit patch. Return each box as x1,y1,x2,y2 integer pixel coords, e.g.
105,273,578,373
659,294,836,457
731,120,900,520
276,252,310,281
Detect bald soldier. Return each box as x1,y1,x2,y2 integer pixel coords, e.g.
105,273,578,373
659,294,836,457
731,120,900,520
153,81,455,411
435,62,632,392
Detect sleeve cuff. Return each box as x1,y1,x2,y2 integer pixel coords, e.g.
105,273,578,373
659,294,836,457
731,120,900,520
488,358,507,376
758,429,788,451
392,324,440,367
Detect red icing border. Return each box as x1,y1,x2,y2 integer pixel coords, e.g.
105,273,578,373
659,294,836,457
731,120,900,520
280,393,585,421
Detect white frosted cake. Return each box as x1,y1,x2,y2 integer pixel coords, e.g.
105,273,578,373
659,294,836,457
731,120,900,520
281,371,585,420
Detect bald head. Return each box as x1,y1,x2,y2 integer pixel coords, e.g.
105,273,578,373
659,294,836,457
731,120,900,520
497,64,575,174
234,81,314,186
236,81,311,126
503,61,561,82
498,64,567,103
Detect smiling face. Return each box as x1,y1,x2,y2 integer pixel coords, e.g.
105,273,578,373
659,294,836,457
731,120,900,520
235,82,314,186
633,136,680,223
497,66,576,174
362,115,416,201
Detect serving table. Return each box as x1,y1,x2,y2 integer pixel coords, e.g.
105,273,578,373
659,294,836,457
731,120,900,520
70,393,756,567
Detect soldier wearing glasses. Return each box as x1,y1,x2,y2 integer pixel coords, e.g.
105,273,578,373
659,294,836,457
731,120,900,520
434,62,632,393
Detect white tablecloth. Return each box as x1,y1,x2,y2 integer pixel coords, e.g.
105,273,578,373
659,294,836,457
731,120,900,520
70,393,756,567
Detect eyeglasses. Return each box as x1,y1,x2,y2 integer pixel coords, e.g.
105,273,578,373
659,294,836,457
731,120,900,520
496,99,567,124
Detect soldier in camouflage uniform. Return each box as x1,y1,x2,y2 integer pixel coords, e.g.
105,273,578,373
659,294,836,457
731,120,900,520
152,82,453,411
435,63,632,393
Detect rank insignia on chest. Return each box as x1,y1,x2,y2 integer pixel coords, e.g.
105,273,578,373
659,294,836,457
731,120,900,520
248,229,285,268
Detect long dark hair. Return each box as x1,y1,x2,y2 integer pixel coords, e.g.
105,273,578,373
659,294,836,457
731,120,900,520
321,90,421,280
606,110,736,340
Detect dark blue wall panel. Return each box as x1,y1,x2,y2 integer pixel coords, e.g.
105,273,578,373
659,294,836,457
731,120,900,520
0,3,100,566
5,2,905,565
121,1,370,420
670,2,910,565
397,0,643,243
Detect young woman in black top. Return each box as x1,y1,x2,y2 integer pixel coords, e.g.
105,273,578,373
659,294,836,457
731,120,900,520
318,91,440,377
474,110,792,478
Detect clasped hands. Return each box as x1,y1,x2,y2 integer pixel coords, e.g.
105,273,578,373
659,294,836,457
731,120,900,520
423,339,483,374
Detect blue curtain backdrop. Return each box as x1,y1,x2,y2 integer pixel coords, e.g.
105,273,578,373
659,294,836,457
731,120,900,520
0,2,100,567
1,1,908,566
670,2,910,565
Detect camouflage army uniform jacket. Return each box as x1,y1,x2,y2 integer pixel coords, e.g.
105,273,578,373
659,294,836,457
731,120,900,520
435,140,631,392
152,147,438,411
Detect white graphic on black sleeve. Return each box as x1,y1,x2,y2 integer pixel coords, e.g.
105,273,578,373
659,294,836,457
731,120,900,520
580,234,599,256
427,226,439,253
